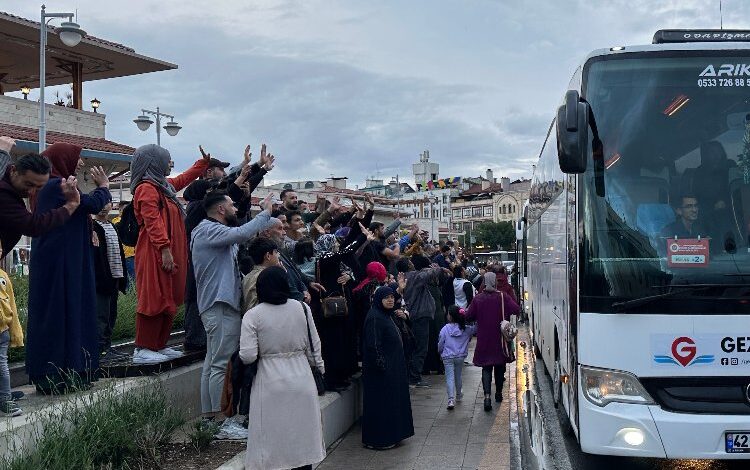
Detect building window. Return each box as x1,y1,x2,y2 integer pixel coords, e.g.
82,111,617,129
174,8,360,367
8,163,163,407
453,223,462,231
501,205,506,214
462,208,471,217
452,209,460,219
442,195,447,204
442,207,448,217
463,222,472,230
472,206,482,217
423,209,429,218
483,205,493,217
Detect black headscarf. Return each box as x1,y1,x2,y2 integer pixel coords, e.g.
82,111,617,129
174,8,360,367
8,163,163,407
372,286,396,314
183,179,212,202
257,266,291,305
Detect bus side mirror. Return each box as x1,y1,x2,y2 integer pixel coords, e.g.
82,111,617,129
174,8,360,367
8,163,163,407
556,90,589,174
515,218,525,242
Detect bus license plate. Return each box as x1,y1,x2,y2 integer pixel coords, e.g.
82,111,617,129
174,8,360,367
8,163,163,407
726,432,750,453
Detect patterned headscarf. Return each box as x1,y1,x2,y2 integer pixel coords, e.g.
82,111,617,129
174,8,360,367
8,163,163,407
314,234,337,256
129,144,183,214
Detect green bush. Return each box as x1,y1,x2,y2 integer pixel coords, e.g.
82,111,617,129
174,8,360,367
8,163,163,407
7,279,185,364
2,380,186,469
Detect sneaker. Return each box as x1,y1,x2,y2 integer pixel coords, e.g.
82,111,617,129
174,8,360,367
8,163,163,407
456,392,464,401
0,400,22,417
214,416,248,440
484,397,492,412
10,391,25,401
132,348,170,364
447,399,455,410
157,347,183,360
495,392,503,403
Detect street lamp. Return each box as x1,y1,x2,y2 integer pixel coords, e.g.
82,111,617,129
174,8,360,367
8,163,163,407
90,97,100,113
39,4,86,151
21,86,30,99
133,107,181,146
429,196,439,242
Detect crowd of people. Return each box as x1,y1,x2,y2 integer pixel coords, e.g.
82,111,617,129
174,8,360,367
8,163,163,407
0,135,521,469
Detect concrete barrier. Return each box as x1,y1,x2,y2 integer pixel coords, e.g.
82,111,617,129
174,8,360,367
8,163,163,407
216,376,363,470
0,362,202,458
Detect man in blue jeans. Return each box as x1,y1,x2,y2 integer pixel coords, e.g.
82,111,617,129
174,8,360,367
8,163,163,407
398,255,450,387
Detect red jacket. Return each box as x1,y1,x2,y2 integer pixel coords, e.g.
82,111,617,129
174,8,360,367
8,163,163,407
133,159,208,316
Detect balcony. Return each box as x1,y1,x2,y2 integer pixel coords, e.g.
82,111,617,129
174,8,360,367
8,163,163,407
0,94,105,139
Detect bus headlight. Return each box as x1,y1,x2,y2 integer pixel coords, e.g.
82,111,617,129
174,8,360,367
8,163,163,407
580,366,655,407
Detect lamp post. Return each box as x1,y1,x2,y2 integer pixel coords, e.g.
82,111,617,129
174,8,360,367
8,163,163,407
133,107,181,146
39,4,86,151
429,195,438,242
90,97,100,113
21,86,30,100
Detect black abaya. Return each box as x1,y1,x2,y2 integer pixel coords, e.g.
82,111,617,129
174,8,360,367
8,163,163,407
361,290,414,448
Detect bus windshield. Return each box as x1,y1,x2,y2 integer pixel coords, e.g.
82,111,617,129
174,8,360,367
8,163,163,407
580,53,750,314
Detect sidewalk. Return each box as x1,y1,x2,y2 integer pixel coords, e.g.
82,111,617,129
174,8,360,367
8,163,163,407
315,341,513,470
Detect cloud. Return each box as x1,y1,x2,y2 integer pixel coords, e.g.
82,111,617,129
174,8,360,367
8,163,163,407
5,0,747,189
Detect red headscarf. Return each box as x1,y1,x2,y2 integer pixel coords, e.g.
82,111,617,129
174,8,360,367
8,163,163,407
353,261,387,293
29,142,83,211
42,142,82,179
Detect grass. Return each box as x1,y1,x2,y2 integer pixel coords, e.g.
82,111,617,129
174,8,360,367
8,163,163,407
7,275,185,364
187,419,219,453
1,380,186,470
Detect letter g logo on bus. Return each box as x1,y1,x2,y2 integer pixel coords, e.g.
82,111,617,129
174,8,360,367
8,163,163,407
672,337,697,367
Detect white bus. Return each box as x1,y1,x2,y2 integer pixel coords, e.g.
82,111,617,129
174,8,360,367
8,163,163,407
521,29,750,459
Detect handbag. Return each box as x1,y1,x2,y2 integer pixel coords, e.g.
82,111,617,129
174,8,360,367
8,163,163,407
302,302,326,395
499,292,517,363
317,261,349,318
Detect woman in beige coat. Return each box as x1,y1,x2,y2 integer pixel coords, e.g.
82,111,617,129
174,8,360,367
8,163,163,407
240,266,326,470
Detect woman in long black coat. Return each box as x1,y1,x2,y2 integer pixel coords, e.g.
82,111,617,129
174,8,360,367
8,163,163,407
362,286,414,449
313,234,361,389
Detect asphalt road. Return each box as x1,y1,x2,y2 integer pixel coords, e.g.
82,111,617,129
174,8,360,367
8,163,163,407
516,326,750,470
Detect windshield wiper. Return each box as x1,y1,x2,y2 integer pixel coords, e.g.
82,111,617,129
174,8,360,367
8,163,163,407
611,283,750,312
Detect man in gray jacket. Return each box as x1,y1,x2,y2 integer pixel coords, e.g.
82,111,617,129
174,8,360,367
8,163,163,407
191,191,275,419
398,255,450,387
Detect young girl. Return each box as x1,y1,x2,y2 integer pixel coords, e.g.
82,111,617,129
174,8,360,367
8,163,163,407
437,305,477,410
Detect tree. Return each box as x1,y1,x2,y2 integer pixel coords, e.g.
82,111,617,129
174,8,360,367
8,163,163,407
474,221,515,251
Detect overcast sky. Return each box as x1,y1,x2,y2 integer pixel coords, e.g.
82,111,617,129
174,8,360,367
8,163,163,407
5,0,749,187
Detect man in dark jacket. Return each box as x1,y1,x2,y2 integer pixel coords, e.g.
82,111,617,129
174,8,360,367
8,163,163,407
92,202,128,362
0,140,80,259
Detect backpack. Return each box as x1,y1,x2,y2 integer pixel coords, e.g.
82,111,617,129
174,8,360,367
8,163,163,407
116,203,140,246
115,184,168,246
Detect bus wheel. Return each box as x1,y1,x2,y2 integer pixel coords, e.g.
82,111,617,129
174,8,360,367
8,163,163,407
553,360,562,408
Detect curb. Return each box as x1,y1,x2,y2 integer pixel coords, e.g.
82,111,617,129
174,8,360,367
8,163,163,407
509,335,523,469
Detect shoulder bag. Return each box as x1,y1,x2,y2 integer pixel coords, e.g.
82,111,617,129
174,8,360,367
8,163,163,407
302,302,326,395
499,292,517,363
316,260,349,318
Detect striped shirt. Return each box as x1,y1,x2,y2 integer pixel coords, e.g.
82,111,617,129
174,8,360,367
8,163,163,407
96,220,124,279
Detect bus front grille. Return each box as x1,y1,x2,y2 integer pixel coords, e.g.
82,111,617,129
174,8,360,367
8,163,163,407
640,377,750,415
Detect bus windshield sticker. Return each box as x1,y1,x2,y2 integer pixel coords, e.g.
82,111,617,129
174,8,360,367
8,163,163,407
666,238,709,268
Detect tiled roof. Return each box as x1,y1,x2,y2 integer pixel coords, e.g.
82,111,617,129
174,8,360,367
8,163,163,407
0,11,135,53
0,122,135,155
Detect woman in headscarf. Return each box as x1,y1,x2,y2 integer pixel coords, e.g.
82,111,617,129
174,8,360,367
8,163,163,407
26,143,111,394
352,261,388,361
465,272,520,412
240,266,326,470
361,286,414,450
312,233,364,390
131,144,209,364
